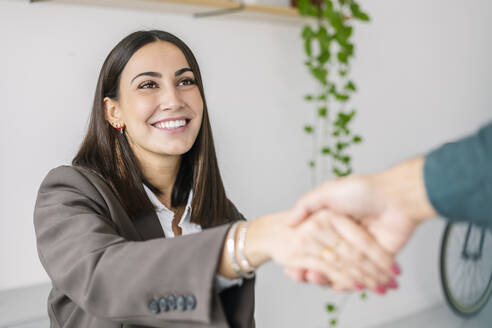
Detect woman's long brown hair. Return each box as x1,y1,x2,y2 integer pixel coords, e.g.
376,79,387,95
72,30,232,228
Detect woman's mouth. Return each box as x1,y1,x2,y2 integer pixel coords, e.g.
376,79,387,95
152,119,190,134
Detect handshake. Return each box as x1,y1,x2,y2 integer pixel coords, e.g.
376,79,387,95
234,156,437,295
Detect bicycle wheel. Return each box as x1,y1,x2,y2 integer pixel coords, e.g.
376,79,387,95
440,222,492,317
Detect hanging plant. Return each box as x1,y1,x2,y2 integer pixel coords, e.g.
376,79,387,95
294,0,369,186
293,0,371,326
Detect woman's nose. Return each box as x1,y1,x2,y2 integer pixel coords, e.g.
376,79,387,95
159,86,185,111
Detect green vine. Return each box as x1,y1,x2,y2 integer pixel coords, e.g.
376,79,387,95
296,0,369,183
295,0,371,326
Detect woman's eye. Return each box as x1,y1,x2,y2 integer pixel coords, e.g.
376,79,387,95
138,81,157,89
138,79,195,89
179,78,196,86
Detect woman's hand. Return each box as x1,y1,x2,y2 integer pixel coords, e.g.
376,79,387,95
245,209,400,293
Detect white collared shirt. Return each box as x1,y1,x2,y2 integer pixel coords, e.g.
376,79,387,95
142,183,243,292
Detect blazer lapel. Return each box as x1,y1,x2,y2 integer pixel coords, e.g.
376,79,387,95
73,165,166,241
133,210,166,240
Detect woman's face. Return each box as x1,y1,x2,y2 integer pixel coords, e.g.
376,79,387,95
105,41,204,160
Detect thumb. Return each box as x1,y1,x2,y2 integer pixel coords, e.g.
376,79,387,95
287,205,310,227
288,184,333,227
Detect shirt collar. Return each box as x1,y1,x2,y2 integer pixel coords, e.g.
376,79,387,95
142,183,194,221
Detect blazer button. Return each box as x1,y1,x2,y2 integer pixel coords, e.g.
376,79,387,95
186,295,197,310
167,295,177,310
148,299,160,314
158,297,169,312
176,296,186,311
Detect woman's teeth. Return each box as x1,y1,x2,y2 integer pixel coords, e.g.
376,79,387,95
154,119,187,129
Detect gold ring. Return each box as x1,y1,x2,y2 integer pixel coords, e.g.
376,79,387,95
321,247,337,261
323,246,333,254
330,235,341,248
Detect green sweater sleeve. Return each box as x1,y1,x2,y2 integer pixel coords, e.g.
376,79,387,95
423,121,492,227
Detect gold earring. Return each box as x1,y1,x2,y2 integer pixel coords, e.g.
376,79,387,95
114,123,124,135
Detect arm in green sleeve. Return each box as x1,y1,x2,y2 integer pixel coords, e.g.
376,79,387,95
424,121,492,227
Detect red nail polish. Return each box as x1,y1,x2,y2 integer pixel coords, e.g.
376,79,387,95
355,282,365,290
376,284,387,294
391,264,401,275
387,279,398,289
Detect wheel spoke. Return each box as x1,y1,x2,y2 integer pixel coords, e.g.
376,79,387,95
442,223,492,312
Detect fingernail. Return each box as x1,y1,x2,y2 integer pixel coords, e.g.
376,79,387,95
391,263,401,275
355,282,366,290
387,279,398,289
376,284,386,295
316,275,329,285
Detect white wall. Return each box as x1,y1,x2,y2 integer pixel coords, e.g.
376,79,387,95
1,0,491,327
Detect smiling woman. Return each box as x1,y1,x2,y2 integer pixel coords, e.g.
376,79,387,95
73,31,223,226
32,30,400,328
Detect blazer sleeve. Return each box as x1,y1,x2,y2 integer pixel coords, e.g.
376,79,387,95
424,121,492,227
33,165,234,326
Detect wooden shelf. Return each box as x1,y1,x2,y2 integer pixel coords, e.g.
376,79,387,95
33,0,307,24
159,0,298,16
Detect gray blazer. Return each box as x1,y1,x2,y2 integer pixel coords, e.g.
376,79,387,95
33,165,255,328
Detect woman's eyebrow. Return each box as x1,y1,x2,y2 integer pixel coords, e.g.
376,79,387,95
131,68,193,84
175,67,193,76
131,71,161,84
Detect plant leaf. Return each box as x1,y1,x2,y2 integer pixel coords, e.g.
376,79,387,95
337,51,349,64
335,93,350,101
353,135,362,143
322,147,331,154
357,12,370,21
317,49,330,64
350,3,370,22
304,39,312,57
336,142,348,151
333,167,352,177
304,125,314,133
297,0,310,16
338,69,347,77
310,66,328,85
328,84,337,94
340,156,351,164
344,81,356,92
301,25,314,39
316,25,328,39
